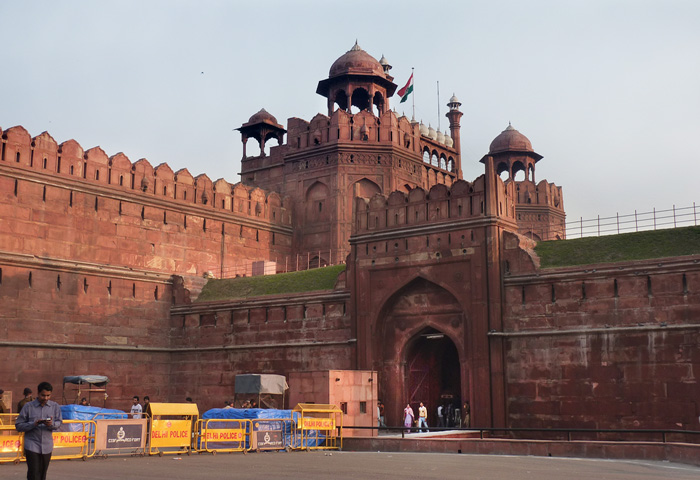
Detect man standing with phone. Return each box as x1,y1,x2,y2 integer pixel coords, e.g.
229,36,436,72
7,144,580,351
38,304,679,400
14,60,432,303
16,381,62,480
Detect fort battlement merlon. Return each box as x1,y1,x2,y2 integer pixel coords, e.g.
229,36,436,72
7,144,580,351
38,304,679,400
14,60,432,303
352,177,517,235
0,125,292,228
241,109,460,189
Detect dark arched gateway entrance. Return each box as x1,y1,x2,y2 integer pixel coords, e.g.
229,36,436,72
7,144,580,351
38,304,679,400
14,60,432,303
373,277,467,427
405,327,461,427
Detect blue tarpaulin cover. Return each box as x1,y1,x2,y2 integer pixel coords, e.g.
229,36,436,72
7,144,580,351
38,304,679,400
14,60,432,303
202,408,324,449
60,405,128,433
61,404,127,421
203,408,294,421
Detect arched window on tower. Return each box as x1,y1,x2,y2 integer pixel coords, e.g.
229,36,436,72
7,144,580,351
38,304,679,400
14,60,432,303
423,150,430,163
350,88,371,114
431,152,439,167
497,162,509,181
334,90,349,112
439,155,447,170
513,161,526,181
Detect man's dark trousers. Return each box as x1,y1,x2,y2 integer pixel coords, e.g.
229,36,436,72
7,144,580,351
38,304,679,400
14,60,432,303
25,449,52,480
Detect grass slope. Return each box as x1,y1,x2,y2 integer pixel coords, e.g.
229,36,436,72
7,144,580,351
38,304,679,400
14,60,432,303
196,264,346,302
535,226,700,268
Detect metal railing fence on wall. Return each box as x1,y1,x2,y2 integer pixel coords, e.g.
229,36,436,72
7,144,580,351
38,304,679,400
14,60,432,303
526,203,698,241
219,249,346,279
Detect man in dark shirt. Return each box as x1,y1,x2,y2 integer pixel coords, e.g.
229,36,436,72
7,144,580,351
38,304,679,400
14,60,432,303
16,381,62,480
18,387,33,412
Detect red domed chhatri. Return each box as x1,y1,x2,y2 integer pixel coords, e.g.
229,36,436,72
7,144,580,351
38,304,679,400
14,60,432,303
489,123,534,154
246,108,281,127
329,41,385,78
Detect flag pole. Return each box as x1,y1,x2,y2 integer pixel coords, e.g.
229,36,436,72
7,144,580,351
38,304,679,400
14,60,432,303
411,67,415,120
437,80,440,130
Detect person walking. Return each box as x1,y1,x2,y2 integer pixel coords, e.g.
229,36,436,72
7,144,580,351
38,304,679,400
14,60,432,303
403,403,414,433
418,402,429,432
15,381,63,480
437,404,444,428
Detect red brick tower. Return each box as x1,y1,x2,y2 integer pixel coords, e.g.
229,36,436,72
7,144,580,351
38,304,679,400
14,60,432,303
316,40,397,116
238,43,462,267
482,124,565,240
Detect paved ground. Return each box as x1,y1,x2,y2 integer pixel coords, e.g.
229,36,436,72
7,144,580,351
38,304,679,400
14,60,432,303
2,451,699,480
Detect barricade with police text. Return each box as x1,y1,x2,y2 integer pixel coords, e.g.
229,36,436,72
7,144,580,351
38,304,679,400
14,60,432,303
196,418,250,453
1,416,96,463
292,404,343,451
0,416,22,464
51,419,96,460
146,403,199,456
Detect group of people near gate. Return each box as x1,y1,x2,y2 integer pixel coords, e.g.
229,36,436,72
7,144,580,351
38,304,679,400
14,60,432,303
396,400,471,433
402,402,430,432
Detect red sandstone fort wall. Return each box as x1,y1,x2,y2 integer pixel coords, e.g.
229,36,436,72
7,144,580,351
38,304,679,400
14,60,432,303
0,124,296,409
501,232,700,431
168,291,353,411
0,125,293,278
0,263,174,407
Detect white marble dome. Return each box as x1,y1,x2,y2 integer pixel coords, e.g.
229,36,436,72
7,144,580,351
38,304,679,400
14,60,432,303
419,122,429,137
428,124,437,140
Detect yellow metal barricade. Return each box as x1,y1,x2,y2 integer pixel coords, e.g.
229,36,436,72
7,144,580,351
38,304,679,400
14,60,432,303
0,413,19,425
0,420,23,464
292,404,343,451
146,403,199,456
196,418,250,454
51,420,96,460
251,418,294,452
0,417,95,463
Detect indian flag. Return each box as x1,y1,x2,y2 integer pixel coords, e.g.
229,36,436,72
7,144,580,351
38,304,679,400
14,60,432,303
397,73,413,103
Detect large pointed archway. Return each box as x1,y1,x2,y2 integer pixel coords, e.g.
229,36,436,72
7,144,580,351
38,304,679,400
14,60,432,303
405,327,462,427
372,276,468,426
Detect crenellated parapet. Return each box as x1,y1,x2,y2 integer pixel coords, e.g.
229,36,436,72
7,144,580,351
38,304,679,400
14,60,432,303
513,179,564,210
511,178,566,241
283,108,458,167
353,177,516,234
0,125,292,227
284,109,423,155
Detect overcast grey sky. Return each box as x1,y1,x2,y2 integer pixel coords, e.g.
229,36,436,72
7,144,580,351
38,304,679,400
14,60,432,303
1,0,698,227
